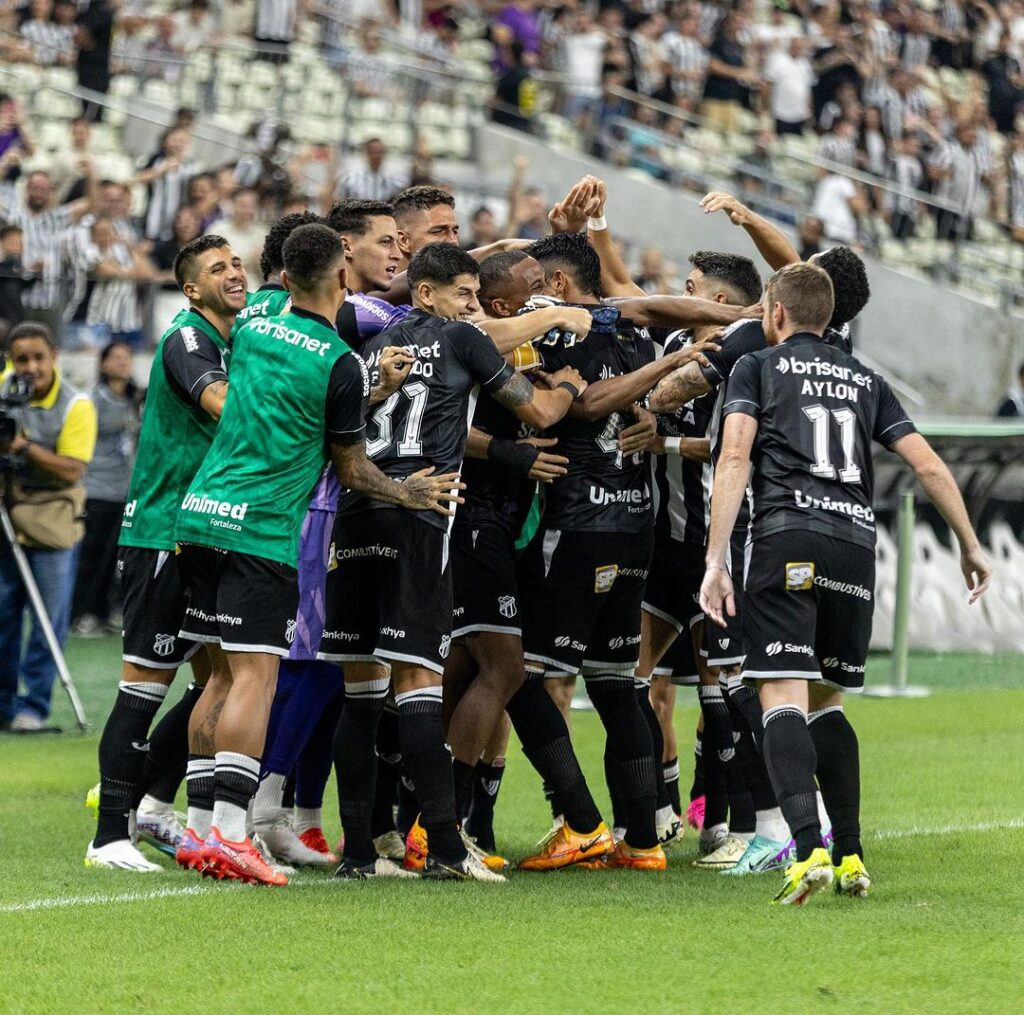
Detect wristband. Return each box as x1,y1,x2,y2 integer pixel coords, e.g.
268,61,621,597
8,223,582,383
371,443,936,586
664,437,682,455
556,381,580,399
487,437,540,479
587,215,608,231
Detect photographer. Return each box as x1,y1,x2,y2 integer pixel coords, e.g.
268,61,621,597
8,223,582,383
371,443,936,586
0,323,97,732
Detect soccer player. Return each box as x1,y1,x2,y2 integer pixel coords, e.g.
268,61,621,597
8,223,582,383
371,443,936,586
392,185,460,266
701,262,991,904
174,224,461,886
513,233,739,871
86,235,247,872
323,242,587,881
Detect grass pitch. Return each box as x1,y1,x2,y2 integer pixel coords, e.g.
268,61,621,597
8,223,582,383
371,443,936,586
1,639,1021,1014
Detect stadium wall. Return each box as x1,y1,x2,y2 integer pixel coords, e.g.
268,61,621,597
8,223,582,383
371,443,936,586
477,125,1024,420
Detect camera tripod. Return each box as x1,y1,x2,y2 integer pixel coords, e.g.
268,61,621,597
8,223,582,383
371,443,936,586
0,495,89,731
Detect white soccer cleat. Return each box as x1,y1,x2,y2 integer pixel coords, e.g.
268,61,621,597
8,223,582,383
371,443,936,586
255,817,336,868
423,851,507,882
85,839,164,872
699,822,730,857
136,797,186,857
656,805,684,848
251,831,298,876
335,856,419,880
373,830,407,862
692,833,750,870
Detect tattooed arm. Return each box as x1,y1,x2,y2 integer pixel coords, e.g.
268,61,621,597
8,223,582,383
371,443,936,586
368,347,414,406
491,367,585,429
330,442,465,516
647,360,713,414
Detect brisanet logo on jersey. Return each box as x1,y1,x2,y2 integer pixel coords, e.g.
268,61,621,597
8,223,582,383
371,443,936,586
776,356,873,402
181,493,249,531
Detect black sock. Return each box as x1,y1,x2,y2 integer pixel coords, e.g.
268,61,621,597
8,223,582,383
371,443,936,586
636,684,670,810
282,773,295,810
465,759,505,852
603,738,629,830
507,675,602,832
370,705,401,837
663,757,682,815
699,684,755,834
587,677,657,850
186,753,215,821
396,689,464,864
762,705,820,861
136,682,202,807
396,771,419,838
94,681,168,847
691,731,705,801
726,680,765,754
452,758,475,819
725,688,777,813
334,676,389,865
541,780,563,821
809,706,862,863
702,733,729,828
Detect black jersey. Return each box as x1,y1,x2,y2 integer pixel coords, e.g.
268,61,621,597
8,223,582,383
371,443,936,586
722,332,916,550
653,331,714,547
457,389,538,536
338,309,515,531
540,314,657,533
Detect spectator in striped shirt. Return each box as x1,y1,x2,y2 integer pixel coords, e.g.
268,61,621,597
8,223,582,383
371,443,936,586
663,8,708,114
137,126,196,242
0,168,94,337
335,138,406,202
19,0,74,67
819,119,859,169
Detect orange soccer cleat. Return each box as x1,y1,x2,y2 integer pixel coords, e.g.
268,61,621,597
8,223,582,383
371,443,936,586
403,817,429,871
298,827,338,864
174,827,208,874
199,827,289,886
517,821,615,871
591,841,668,871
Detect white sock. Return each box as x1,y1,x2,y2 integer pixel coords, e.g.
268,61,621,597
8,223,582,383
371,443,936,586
755,807,789,843
817,791,832,834
212,800,248,843
293,807,322,834
700,821,728,845
252,772,286,825
188,806,212,839
735,830,755,843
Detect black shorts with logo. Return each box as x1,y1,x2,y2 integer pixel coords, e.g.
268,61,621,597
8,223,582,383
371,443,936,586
451,520,520,639
652,625,699,687
642,535,704,634
119,546,201,670
521,528,655,677
701,527,749,668
741,530,875,693
319,509,452,675
177,544,299,657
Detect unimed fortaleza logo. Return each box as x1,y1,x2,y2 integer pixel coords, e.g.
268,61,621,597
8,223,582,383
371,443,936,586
181,493,249,529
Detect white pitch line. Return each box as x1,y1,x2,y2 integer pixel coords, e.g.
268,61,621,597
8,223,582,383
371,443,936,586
3,819,1023,915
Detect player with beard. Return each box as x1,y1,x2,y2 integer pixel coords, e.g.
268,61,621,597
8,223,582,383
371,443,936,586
701,262,991,904
86,236,247,872
323,243,590,881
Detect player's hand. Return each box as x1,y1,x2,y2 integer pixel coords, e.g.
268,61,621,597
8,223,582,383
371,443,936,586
540,365,588,397
671,336,721,370
378,345,414,395
618,404,657,455
518,437,569,483
699,564,735,628
961,544,992,604
700,192,750,226
553,306,593,340
740,303,763,319
549,177,598,233
400,467,466,516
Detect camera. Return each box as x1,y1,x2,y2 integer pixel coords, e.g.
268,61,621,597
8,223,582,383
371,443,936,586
0,372,32,451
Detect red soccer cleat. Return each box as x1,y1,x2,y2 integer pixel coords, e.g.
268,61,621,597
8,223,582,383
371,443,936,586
175,827,208,874
199,827,288,886
298,826,338,864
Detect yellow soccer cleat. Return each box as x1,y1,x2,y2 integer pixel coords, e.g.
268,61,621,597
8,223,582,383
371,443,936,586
85,782,100,816
833,854,871,898
772,847,834,906
518,820,615,871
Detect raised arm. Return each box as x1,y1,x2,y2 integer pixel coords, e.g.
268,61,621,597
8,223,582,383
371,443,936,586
890,432,992,602
608,294,760,330
699,191,800,270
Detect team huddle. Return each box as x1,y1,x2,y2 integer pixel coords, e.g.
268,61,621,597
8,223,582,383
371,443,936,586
85,178,991,904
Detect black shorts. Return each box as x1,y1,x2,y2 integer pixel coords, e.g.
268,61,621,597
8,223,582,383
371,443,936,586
319,510,452,675
642,535,704,633
119,546,201,670
177,544,300,657
652,625,699,686
520,528,654,678
741,531,875,693
701,527,749,668
451,520,520,639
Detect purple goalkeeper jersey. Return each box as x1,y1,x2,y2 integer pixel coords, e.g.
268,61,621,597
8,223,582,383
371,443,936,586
348,291,411,344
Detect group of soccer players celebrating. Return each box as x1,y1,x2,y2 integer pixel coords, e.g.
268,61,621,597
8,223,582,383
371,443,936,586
84,174,991,904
